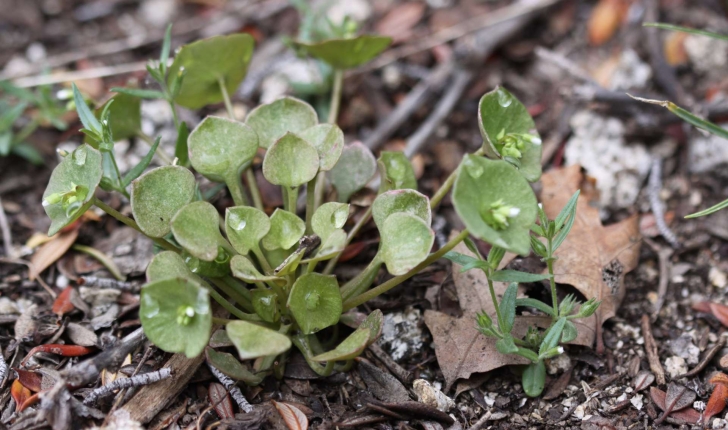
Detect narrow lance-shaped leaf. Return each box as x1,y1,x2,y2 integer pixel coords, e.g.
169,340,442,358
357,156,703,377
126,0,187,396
499,282,517,334
110,87,167,99
175,121,189,166
478,87,542,182
628,94,728,140
246,97,318,149
489,270,551,283
131,165,196,238
643,22,728,41
72,84,102,137
122,136,160,187
140,277,211,358
42,144,103,236
686,198,728,219
167,33,255,109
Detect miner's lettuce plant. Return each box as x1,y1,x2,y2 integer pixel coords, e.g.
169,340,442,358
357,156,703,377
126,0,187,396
42,21,597,395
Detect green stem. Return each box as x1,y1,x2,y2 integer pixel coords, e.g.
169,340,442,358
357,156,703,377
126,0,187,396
252,246,273,275
212,317,235,325
486,275,503,332
430,148,484,209
137,131,173,165
313,171,326,219
217,76,236,122
225,172,249,207
92,197,179,253
245,168,264,211
207,279,260,321
305,179,316,234
546,239,558,319
284,187,298,214
339,256,381,301
167,99,180,130
328,70,344,124
343,229,469,310
323,205,373,275
214,276,254,312
291,333,335,377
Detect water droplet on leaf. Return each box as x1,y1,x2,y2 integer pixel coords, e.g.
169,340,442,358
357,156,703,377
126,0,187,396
72,148,87,166
305,292,320,310
497,88,512,107
463,158,484,179
142,294,160,318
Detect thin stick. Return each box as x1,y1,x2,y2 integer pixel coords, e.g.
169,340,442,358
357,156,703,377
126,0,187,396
79,276,139,292
12,61,149,88
641,314,666,385
680,336,725,378
0,196,13,258
84,368,173,405
644,237,673,318
0,346,7,388
207,364,253,413
647,158,680,248
343,229,469,310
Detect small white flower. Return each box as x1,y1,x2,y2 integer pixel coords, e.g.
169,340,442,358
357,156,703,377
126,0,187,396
509,207,521,217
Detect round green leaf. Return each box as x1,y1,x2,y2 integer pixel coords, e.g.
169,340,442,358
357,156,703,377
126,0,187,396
287,273,342,335
131,165,196,238
43,144,103,236
146,250,203,283
225,206,270,255
168,33,255,109
230,255,280,282
140,277,211,358
378,151,416,193
379,212,434,276
328,142,376,202
478,87,542,182
293,35,392,69
452,155,537,256
311,328,370,362
226,320,291,360
171,201,228,261
245,97,318,149
262,132,319,187
251,289,279,323
311,202,349,241
188,116,258,183
299,124,344,171
205,347,264,385
372,189,431,228
261,209,305,251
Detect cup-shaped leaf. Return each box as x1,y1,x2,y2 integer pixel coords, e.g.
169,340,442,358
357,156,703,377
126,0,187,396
226,320,291,360
131,165,196,238
188,116,258,183
293,35,392,69
43,144,103,236
140,277,211,357
372,189,431,228
146,250,203,284
205,347,264,385
230,255,280,282
299,124,344,171
171,201,228,261
225,206,270,255
251,289,279,323
185,253,231,278
378,151,416,193
311,328,370,362
168,33,255,109
287,273,342,334
261,209,305,251
452,155,537,256
328,142,376,202
311,202,349,242
262,132,319,187
478,87,542,182
245,97,318,149
379,212,434,275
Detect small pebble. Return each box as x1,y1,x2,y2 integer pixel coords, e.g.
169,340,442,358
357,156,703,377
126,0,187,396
710,267,727,289
664,356,688,378
412,379,455,412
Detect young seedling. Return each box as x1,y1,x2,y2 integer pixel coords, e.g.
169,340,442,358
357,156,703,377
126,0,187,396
42,10,602,396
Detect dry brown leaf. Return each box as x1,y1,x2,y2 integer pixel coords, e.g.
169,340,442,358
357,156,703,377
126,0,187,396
664,31,689,66
587,0,627,46
29,228,79,281
650,386,701,425
272,400,308,430
209,382,234,419
540,165,641,353
705,377,728,421
424,240,594,390
375,2,426,43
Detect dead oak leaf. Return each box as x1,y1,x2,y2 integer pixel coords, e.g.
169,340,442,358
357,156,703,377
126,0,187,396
424,240,594,391
29,227,79,281
540,165,641,354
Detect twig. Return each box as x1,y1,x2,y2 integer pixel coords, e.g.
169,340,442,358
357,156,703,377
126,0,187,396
363,61,454,151
648,158,680,248
358,0,562,73
0,196,13,259
11,61,150,88
644,237,673,317
207,364,253,413
641,314,666,385
680,336,726,378
78,276,139,292
0,346,7,388
84,368,172,405
404,69,473,158
534,47,599,86
367,344,413,385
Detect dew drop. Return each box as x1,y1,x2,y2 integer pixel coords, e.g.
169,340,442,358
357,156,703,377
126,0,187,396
332,206,348,228
305,292,321,310
496,88,512,108
142,294,160,319
463,157,484,179
72,148,87,166
65,201,82,217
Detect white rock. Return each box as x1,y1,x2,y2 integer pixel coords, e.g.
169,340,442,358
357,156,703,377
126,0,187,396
326,0,371,25
630,394,644,410
710,267,728,288
377,307,424,362
413,379,455,412
565,111,651,210
545,353,571,375
689,125,728,173
139,0,176,28
0,298,19,315
609,49,652,91
664,356,688,378
685,34,728,74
